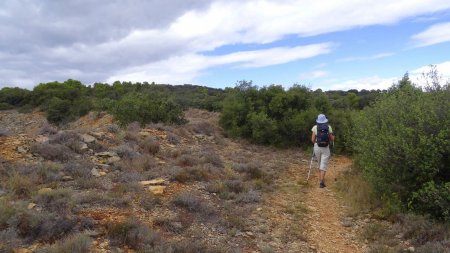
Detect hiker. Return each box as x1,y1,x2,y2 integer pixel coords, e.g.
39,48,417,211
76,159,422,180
311,114,335,188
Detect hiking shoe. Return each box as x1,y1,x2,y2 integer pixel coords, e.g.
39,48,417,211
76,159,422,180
320,181,326,188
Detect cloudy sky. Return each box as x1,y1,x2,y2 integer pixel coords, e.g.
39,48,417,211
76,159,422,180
1,0,450,90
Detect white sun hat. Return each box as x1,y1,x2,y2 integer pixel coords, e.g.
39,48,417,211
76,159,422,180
316,114,328,124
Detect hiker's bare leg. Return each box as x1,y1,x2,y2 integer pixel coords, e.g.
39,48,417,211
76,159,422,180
320,170,326,182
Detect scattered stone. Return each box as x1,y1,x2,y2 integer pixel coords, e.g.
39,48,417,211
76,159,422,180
407,246,415,252
246,231,254,236
35,136,49,144
107,156,121,164
257,207,263,211
99,171,107,176
148,185,166,195
91,168,101,177
12,248,31,253
17,146,28,154
90,132,105,139
95,163,111,170
140,178,166,186
85,230,101,238
139,131,151,137
62,176,74,181
341,217,354,227
78,142,89,151
37,188,52,195
80,134,96,143
27,203,36,209
95,151,118,157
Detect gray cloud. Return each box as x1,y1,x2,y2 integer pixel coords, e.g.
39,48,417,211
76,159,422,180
0,0,212,88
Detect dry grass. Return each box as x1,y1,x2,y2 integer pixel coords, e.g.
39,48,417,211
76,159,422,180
335,166,380,216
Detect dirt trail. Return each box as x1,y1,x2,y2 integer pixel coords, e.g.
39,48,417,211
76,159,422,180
303,156,364,253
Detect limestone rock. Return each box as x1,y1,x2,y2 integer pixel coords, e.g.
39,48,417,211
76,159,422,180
95,151,118,157
107,156,121,164
17,146,28,154
140,178,166,186
62,176,74,181
81,134,96,143
35,135,49,143
79,142,89,151
91,168,101,177
148,185,166,195
27,203,36,209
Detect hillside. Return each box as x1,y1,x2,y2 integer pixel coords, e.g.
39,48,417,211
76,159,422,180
0,108,366,253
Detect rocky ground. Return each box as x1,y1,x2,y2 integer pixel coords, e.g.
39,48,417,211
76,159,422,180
0,109,375,253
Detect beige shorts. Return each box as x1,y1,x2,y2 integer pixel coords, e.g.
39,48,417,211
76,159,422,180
314,143,330,171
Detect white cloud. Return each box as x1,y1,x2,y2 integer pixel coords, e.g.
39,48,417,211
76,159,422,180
409,61,450,85
300,70,329,80
411,22,450,47
321,61,450,91
338,52,394,62
323,76,397,91
107,43,334,83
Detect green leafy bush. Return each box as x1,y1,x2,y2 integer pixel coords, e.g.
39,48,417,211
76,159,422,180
354,76,450,220
111,93,184,126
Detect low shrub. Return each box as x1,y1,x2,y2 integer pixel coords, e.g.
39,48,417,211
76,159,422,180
39,233,92,253
236,190,261,203
8,172,34,198
127,121,141,132
172,192,212,214
34,188,73,214
233,162,264,179
167,132,181,145
108,218,159,250
114,144,139,159
200,150,223,168
187,122,215,136
39,124,58,135
140,137,160,155
173,166,210,183
394,214,449,245
31,143,73,162
140,192,161,211
49,131,87,153
64,160,93,179
0,199,15,229
11,210,76,243
153,216,186,234
176,154,198,167
0,228,22,253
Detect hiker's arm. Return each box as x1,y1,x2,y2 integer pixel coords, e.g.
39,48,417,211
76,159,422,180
311,132,316,144
330,133,335,142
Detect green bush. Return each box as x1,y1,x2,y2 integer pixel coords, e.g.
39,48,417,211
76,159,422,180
354,77,450,220
0,102,14,110
46,97,72,124
410,181,450,221
111,93,184,126
0,87,30,106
